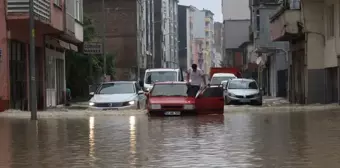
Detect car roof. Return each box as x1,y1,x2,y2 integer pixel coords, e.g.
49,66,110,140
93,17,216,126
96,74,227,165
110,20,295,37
212,73,236,77
145,68,180,72
230,78,255,82
154,81,186,84
102,81,136,84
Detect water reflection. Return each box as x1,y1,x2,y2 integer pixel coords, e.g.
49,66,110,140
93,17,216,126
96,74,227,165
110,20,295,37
88,116,95,165
129,116,137,167
1,110,340,167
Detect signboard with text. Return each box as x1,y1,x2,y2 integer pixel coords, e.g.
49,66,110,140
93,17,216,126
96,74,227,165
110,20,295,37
83,42,102,55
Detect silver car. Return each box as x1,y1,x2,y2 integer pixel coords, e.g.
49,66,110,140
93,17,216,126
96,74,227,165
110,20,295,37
89,81,145,110
224,78,262,106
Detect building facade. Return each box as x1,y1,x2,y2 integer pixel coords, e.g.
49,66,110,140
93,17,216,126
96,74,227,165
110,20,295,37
154,0,179,68
0,0,83,111
249,0,289,97
84,0,148,80
214,22,224,67
178,5,188,70
270,0,329,104
223,19,250,67
203,10,214,74
222,0,250,20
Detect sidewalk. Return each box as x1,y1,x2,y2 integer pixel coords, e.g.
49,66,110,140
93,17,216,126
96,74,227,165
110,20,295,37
263,96,289,106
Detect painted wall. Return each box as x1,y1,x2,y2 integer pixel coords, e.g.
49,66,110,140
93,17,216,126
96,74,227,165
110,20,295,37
50,0,64,31
224,20,250,49
302,0,325,69
222,0,250,20
324,0,339,68
193,10,205,38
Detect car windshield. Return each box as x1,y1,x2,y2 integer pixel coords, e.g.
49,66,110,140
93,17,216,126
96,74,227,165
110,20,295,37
145,71,177,84
151,84,187,96
228,80,258,89
97,83,135,94
210,76,236,85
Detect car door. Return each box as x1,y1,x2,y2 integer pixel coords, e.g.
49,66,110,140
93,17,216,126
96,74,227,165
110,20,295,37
195,85,224,114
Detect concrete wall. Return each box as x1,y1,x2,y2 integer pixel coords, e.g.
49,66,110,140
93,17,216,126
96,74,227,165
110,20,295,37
222,0,250,20
193,10,205,38
224,20,250,49
324,0,339,68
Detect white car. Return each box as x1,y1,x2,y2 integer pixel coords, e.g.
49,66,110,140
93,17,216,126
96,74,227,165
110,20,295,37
89,81,145,110
210,73,237,85
142,68,184,92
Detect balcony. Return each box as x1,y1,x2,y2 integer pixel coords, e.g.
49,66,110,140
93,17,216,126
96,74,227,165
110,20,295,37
65,13,75,35
269,0,301,41
7,0,51,22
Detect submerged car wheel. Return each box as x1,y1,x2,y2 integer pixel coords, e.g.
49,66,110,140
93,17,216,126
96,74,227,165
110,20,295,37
224,97,230,105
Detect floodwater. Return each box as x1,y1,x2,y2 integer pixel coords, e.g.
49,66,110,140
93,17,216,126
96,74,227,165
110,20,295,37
1,110,340,168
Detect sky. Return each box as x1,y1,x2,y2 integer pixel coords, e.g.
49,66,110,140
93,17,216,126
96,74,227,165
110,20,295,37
179,0,222,22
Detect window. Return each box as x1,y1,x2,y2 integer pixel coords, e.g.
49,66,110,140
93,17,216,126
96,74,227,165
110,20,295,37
327,4,334,38
97,83,135,94
144,71,177,84
256,9,260,32
151,84,188,96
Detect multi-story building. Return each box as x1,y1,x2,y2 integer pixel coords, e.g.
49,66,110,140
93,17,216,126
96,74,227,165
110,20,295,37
214,22,224,67
84,0,150,80
249,0,289,97
203,9,214,74
0,0,83,111
154,0,179,68
270,0,338,104
222,0,250,20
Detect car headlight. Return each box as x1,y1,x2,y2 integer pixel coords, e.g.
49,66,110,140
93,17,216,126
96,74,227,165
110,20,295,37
89,102,95,106
183,104,195,110
128,101,135,105
228,92,235,97
150,104,161,109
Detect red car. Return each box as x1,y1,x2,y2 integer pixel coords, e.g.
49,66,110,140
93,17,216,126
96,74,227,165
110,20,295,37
145,82,224,116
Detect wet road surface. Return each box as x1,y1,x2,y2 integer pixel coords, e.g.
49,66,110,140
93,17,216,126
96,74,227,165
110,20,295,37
1,109,340,168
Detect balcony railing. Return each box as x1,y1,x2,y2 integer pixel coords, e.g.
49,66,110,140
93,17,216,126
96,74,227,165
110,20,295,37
7,0,51,21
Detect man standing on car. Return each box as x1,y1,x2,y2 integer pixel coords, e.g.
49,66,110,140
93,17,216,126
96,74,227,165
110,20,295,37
186,64,206,97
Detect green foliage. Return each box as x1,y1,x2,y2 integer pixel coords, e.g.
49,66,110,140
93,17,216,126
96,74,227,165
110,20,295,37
65,15,115,99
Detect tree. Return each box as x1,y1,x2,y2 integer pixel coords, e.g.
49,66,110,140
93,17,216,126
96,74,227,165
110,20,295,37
65,15,115,100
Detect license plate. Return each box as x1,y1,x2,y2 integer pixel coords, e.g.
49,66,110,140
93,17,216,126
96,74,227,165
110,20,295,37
164,111,181,115
240,99,250,103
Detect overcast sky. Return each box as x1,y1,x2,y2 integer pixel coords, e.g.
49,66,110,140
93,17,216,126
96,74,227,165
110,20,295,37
179,0,222,22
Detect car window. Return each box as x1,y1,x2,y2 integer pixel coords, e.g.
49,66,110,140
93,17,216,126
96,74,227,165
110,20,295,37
200,87,224,98
151,84,188,96
211,76,236,85
228,80,258,89
145,71,178,84
97,83,135,94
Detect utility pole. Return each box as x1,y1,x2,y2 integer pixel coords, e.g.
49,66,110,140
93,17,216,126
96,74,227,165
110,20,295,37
29,0,37,120
102,0,106,80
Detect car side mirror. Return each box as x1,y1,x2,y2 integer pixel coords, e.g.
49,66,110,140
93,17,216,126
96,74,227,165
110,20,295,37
89,92,94,96
138,90,144,94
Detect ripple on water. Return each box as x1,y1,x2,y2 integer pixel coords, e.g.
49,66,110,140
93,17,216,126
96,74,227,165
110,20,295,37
0,110,340,167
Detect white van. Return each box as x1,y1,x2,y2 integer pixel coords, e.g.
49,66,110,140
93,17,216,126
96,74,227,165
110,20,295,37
210,73,237,85
142,68,184,91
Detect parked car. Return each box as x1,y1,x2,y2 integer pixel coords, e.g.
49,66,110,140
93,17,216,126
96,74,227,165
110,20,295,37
146,82,224,116
224,78,262,106
89,81,145,110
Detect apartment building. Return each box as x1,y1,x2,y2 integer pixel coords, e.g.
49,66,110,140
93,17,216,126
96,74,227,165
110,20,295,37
0,0,83,111
203,9,214,73
154,0,179,68
214,22,223,67
249,0,289,97
84,0,150,80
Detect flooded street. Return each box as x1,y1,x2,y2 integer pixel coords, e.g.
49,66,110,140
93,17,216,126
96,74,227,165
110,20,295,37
1,109,340,167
